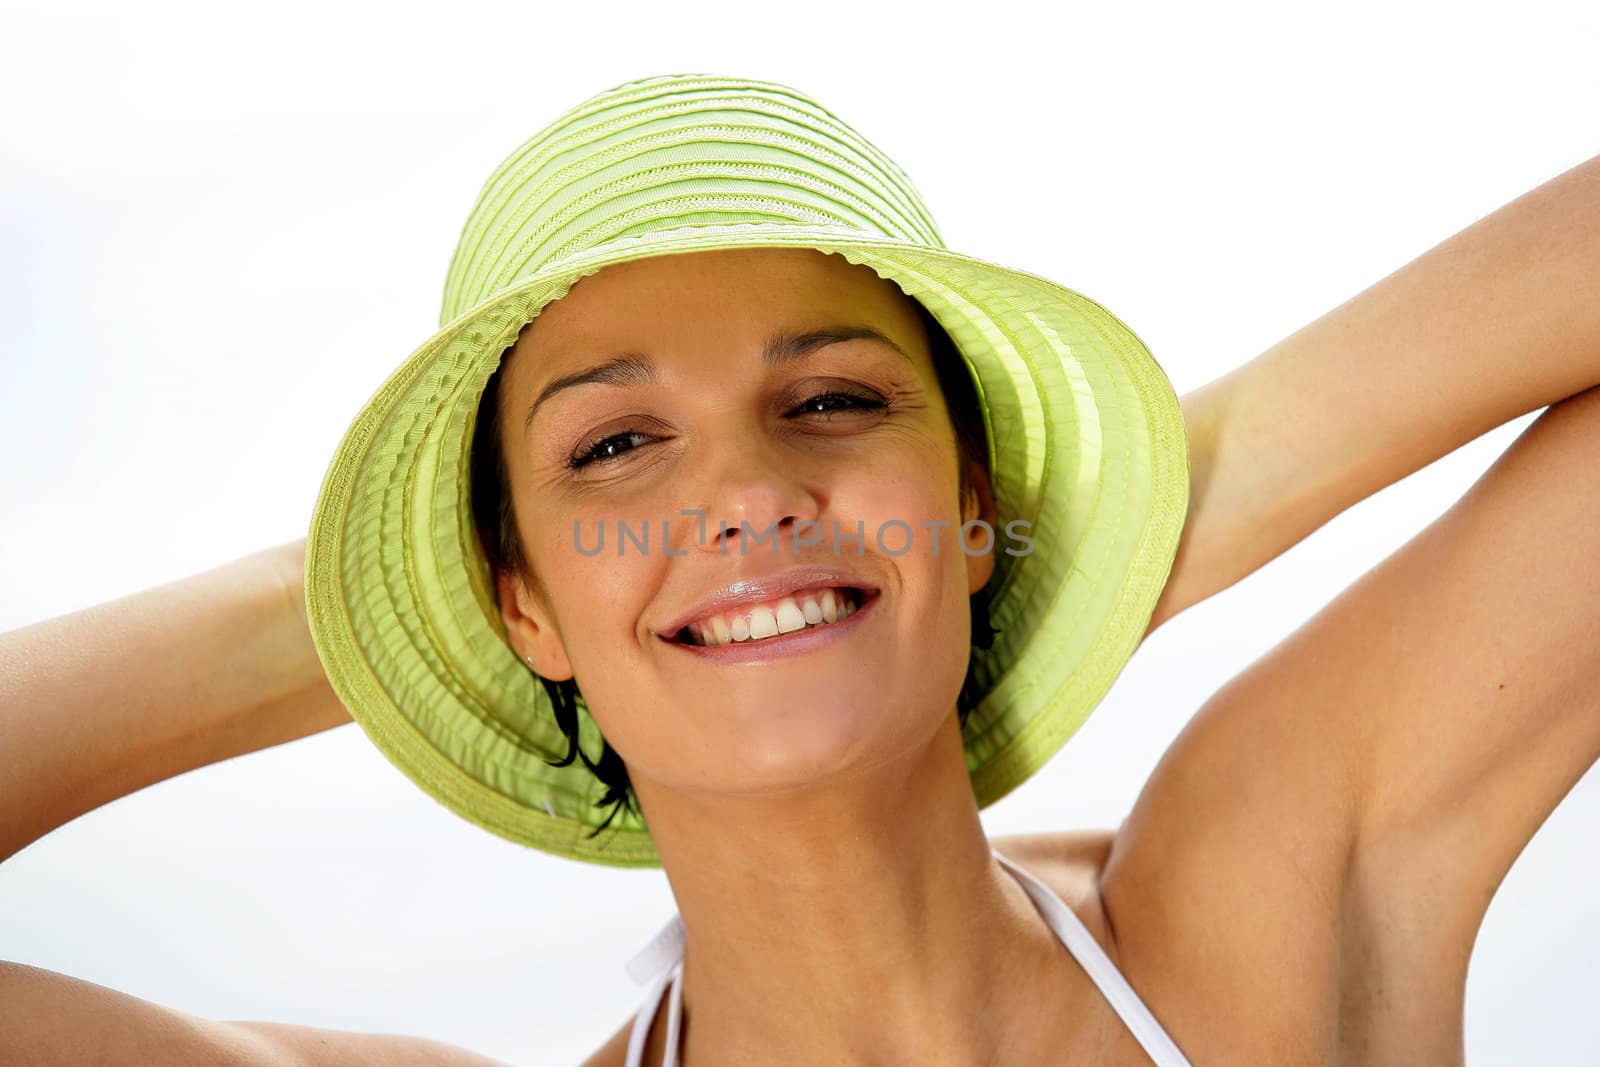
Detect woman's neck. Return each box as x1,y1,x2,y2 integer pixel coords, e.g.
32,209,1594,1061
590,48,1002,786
633,714,1100,1065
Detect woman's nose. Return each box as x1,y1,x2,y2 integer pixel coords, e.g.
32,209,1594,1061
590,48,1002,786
682,434,823,557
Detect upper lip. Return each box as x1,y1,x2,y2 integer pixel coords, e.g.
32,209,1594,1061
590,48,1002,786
654,565,879,639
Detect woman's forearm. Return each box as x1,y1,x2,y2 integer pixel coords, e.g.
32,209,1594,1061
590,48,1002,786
0,539,350,862
1152,153,1600,632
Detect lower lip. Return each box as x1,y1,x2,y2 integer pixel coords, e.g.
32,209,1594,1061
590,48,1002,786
660,591,878,663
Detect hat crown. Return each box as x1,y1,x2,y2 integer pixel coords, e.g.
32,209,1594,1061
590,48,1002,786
439,73,947,324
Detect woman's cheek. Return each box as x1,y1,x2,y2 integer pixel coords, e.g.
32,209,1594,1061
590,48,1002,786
845,452,964,560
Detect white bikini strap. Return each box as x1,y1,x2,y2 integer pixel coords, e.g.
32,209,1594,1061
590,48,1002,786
993,850,1194,1067
627,913,686,986
661,960,685,1067
623,962,673,1067
624,914,686,1067
627,856,1192,1067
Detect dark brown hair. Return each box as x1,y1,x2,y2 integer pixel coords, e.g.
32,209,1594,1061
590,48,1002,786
468,295,1000,842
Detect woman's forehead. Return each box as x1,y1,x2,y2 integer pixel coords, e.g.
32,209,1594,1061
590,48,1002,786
532,247,915,339
507,247,927,384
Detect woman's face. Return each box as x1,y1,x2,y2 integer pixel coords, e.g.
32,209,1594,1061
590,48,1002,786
494,246,995,799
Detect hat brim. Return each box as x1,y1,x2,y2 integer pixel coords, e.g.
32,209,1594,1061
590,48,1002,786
304,221,1189,868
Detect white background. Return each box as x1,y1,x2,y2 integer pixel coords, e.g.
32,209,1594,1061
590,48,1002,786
2,2,1596,1063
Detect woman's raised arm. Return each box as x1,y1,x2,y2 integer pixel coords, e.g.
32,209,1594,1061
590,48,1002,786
0,538,350,863
0,544,515,1067
1101,151,1600,1061
1147,151,1600,637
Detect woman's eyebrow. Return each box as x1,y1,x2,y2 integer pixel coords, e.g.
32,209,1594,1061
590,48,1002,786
521,324,910,438
523,354,655,438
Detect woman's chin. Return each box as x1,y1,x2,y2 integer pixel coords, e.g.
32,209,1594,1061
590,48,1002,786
717,700,925,787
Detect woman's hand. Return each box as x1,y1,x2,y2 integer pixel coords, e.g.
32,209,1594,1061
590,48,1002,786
0,538,351,863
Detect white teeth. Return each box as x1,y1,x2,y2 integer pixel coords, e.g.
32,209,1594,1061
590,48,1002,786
681,586,862,646
775,598,807,634
748,605,778,640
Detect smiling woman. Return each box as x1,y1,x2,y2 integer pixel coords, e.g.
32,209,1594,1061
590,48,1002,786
0,68,1203,1067
466,250,1005,838
288,71,1192,1065
479,245,1007,827
12,64,1592,1067
301,71,1193,885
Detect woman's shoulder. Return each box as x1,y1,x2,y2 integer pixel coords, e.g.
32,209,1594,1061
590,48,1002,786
994,820,1334,1063
989,826,1117,862
987,828,1124,981
988,828,1118,913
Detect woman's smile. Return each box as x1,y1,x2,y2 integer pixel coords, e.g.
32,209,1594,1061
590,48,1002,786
659,586,880,663
677,585,864,646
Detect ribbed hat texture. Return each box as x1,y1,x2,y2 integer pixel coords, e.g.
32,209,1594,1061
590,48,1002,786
304,73,1190,867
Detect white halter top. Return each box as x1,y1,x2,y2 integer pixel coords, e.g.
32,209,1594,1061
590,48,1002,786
621,846,1193,1066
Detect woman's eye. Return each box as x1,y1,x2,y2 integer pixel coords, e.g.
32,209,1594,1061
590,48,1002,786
565,391,887,472
568,430,656,470
790,390,888,418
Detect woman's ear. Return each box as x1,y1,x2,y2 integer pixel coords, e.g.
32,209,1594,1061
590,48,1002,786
961,459,999,595
494,566,576,681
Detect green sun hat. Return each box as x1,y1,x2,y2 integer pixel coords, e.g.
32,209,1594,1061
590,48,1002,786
303,71,1190,868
